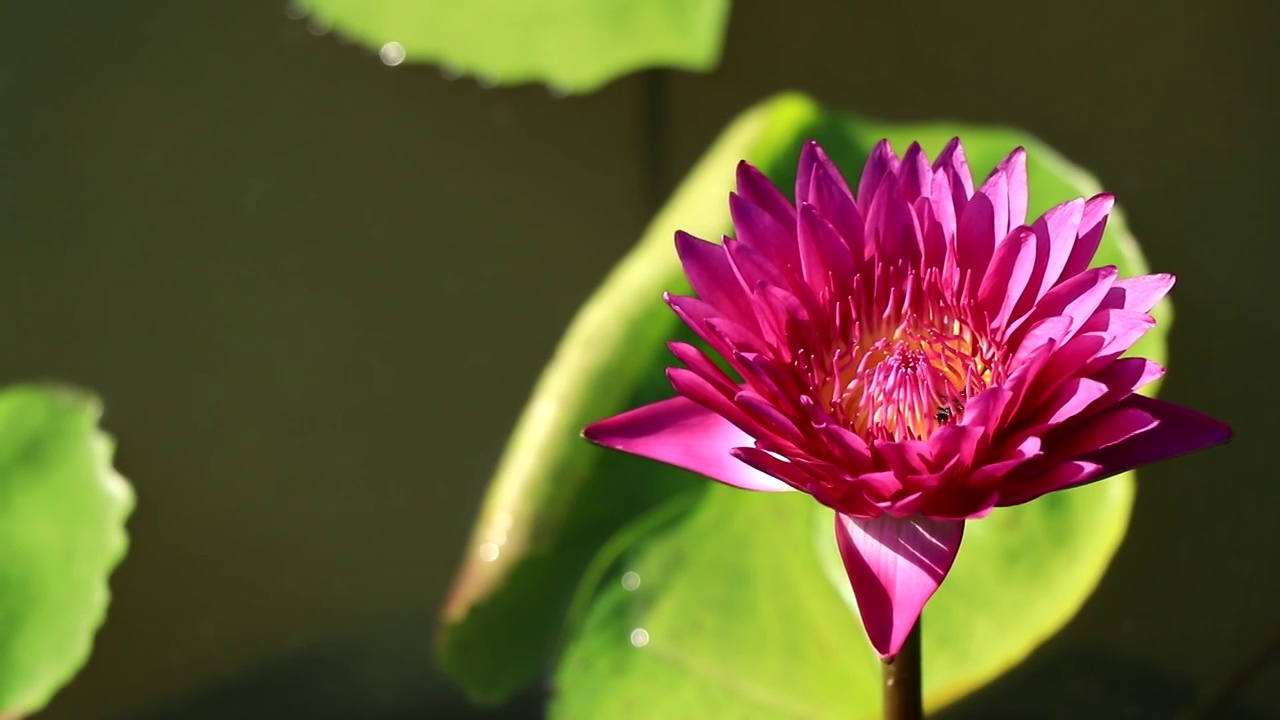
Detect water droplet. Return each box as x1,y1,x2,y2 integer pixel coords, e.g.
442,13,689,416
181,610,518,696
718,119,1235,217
546,83,571,99
379,41,406,67
629,628,650,648
305,18,329,36
475,75,498,89
439,65,463,81
283,0,307,20
494,510,513,531
478,543,499,562
620,571,641,591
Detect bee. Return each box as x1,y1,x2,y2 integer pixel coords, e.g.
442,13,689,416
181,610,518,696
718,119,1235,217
935,401,963,426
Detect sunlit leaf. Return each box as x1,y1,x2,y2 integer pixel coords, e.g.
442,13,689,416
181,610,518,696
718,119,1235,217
438,94,824,704
296,0,731,94
0,385,134,716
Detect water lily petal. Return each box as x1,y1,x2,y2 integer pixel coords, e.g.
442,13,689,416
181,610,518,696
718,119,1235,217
1058,192,1114,282
835,513,965,658
999,395,1231,505
1073,395,1232,479
1102,273,1175,314
583,396,792,492
674,231,758,333
798,203,854,295
729,192,800,273
736,160,796,228
856,140,900,209
931,137,974,213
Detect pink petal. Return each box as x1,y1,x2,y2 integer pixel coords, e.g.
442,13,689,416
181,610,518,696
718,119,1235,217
977,227,1037,333
798,203,855,295
999,395,1232,504
897,142,931,203
666,367,762,436
1074,394,1232,473
914,195,948,273
1020,198,1085,315
583,396,793,492
866,170,919,266
734,390,806,447
736,161,796,228
665,293,762,359
857,141,901,209
931,137,974,212
807,158,866,268
1090,356,1165,398
1035,377,1111,426
999,147,1029,231
835,513,965,658
730,446,821,494
956,191,996,287
1057,193,1114,283
1008,265,1119,347
874,439,932,478
729,193,801,274
796,141,853,206
673,231,758,333
667,341,738,394
976,149,1024,240
1102,273,1176,313
724,234,790,294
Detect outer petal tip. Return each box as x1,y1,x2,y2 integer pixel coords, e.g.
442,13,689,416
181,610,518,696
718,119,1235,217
584,396,793,492
835,513,964,657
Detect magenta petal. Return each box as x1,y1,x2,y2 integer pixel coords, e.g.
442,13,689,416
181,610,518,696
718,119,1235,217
977,227,1036,332
897,142,931,203
736,161,797,228
857,140,901,208
798,203,855,294
1058,192,1114,282
1073,394,1233,477
956,191,996,286
583,396,793,492
1103,273,1176,313
797,141,854,206
1001,395,1232,504
730,192,800,272
1024,198,1085,308
835,513,964,658
674,231,758,333
932,137,974,212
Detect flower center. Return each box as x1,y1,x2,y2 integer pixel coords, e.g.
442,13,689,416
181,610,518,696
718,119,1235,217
815,316,995,442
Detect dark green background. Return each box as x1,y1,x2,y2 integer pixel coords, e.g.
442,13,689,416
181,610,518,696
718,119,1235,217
2,0,1274,717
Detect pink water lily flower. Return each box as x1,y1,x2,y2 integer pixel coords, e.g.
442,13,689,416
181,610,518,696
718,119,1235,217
583,139,1231,658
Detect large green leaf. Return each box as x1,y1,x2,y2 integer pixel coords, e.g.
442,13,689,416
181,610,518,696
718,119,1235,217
542,99,1160,717
442,93,1162,710
438,94,825,704
0,385,134,716
296,0,731,94
551,480,1133,719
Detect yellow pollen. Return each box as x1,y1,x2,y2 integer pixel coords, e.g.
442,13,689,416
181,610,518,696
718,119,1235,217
819,318,993,442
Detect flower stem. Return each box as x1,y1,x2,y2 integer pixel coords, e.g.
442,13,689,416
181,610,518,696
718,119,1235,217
883,620,924,720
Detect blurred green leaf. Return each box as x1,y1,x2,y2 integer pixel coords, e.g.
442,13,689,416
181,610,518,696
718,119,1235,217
296,0,732,94
551,476,1133,719
443,94,1162,711
438,94,825,704
0,385,134,716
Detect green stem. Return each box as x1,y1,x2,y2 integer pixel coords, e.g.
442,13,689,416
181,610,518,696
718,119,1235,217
883,620,924,720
